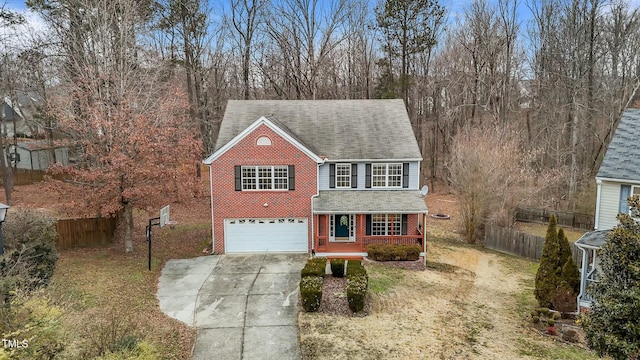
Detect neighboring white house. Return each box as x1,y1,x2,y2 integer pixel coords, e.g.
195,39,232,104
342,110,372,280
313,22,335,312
575,108,640,312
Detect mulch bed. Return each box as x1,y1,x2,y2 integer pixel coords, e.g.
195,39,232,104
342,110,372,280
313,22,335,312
301,258,425,317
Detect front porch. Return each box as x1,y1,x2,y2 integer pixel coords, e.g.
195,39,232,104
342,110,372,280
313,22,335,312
313,213,426,254
575,230,608,312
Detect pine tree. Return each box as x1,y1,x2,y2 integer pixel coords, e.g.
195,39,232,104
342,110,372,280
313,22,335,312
557,227,580,294
583,196,640,359
557,228,572,270
535,214,560,307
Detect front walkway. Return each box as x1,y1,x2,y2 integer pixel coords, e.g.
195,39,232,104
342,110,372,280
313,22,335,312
157,254,307,360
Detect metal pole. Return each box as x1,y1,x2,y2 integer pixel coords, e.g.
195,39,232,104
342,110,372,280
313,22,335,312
146,217,160,271
0,222,4,255
147,223,151,271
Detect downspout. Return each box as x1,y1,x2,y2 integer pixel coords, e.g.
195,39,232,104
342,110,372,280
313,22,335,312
310,159,324,254
594,178,602,230
423,212,427,267
209,164,215,254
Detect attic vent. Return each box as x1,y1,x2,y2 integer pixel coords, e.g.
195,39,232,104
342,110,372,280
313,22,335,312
257,136,272,146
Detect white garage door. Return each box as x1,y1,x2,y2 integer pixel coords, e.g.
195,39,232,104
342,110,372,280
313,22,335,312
225,218,308,253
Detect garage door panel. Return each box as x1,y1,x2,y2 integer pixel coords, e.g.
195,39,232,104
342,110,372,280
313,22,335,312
225,218,308,253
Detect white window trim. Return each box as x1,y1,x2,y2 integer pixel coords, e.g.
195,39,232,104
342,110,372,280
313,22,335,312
371,214,402,236
372,163,403,188
335,163,351,188
241,165,288,191
330,214,356,242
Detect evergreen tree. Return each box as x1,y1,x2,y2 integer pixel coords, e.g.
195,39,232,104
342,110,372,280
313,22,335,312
583,196,640,359
535,214,560,307
560,257,580,294
557,228,572,270
557,227,580,294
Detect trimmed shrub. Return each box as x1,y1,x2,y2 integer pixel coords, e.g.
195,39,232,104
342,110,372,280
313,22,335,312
547,319,555,327
301,257,326,278
346,260,367,280
366,244,421,261
299,276,323,312
546,326,557,336
330,259,345,278
532,316,540,324
346,274,367,312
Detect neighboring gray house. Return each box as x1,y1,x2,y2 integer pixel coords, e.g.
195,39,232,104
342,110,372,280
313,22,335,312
1,93,44,138
575,108,640,312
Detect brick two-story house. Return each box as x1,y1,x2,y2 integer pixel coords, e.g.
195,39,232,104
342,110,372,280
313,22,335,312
202,100,429,257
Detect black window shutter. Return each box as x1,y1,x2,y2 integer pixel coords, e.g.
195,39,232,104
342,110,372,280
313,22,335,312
234,166,242,191
402,163,409,188
329,164,336,188
351,164,358,188
366,214,372,236
401,214,408,235
288,165,295,190
365,164,372,188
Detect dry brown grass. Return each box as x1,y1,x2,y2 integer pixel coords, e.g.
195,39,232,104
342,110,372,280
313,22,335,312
3,179,212,359
299,188,600,360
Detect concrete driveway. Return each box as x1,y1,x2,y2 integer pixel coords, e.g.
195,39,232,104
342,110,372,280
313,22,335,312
157,254,307,360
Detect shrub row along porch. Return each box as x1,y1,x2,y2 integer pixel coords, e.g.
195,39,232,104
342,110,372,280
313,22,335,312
312,190,428,255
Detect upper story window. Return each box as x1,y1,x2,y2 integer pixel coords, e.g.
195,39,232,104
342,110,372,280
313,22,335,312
620,184,640,214
256,136,272,146
241,165,288,190
336,164,351,188
372,163,402,188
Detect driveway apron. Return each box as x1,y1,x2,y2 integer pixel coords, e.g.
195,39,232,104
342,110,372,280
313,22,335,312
158,254,306,360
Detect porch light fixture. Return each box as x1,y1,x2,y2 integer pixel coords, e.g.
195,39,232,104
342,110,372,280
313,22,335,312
0,202,9,255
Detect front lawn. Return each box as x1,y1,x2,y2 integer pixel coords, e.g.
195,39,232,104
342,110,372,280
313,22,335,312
47,219,208,359
298,234,601,359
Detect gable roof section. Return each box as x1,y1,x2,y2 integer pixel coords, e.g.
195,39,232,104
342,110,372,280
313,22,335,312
214,100,422,160
575,230,609,249
203,116,323,164
597,108,640,181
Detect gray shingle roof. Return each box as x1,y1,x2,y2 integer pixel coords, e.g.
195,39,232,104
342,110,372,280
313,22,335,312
313,190,429,213
575,230,609,249
216,100,422,160
597,108,640,180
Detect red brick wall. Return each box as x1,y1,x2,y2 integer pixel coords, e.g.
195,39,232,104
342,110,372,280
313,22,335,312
408,214,420,235
209,123,318,253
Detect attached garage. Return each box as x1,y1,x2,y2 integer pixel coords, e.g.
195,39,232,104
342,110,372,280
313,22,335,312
224,218,308,253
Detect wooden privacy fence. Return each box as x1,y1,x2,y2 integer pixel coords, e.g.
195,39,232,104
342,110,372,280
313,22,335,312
515,207,594,231
56,217,118,250
484,224,582,266
0,168,45,185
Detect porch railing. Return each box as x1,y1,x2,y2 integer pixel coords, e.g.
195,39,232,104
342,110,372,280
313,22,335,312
362,235,422,251
579,268,598,304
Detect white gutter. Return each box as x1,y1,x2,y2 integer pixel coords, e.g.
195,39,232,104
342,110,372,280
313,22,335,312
594,178,602,230
326,158,423,162
596,176,640,185
209,164,215,254
310,159,325,254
